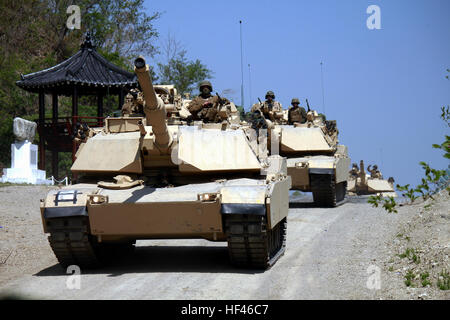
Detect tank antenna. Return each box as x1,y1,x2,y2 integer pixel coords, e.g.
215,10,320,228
248,63,252,111
240,20,245,110
380,147,384,169
320,61,325,114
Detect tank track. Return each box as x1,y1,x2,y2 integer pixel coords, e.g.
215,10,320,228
47,216,101,269
225,214,287,269
310,174,346,207
47,216,135,269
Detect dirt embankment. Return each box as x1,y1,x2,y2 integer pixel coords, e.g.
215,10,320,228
379,189,449,299
0,185,59,286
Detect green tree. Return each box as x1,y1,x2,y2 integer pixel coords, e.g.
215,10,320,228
82,0,161,67
157,51,213,95
156,34,212,95
235,106,246,121
0,0,161,169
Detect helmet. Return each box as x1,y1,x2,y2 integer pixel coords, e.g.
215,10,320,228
265,91,275,99
291,98,300,104
199,80,213,92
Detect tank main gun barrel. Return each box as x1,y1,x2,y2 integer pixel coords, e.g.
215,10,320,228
359,160,366,184
134,56,172,149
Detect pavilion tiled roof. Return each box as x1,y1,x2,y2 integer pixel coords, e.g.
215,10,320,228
16,34,138,95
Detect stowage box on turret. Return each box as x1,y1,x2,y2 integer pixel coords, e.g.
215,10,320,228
39,57,291,270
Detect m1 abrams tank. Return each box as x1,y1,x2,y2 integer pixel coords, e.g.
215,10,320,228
269,105,350,207
39,57,291,270
347,160,397,197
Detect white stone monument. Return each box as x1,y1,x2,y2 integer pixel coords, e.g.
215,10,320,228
1,118,51,184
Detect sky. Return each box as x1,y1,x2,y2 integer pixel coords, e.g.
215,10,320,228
144,0,450,188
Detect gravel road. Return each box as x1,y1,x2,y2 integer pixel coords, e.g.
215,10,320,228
0,185,448,299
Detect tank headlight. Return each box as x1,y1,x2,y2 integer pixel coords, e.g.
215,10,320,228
198,193,219,202
295,161,309,169
89,194,108,204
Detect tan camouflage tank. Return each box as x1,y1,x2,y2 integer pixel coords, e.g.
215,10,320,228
39,57,291,270
269,103,350,207
347,160,397,197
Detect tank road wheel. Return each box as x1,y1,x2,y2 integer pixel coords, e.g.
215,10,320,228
310,174,346,207
336,181,347,203
46,217,136,269
47,217,101,269
225,214,287,269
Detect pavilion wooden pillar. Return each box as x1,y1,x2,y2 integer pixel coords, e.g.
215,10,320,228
97,92,104,126
72,86,78,163
52,93,59,179
118,88,124,110
38,90,45,170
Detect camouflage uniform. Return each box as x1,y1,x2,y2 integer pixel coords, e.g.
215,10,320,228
368,165,383,179
187,81,229,122
73,122,92,145
248,110,267,131
349,163,359,178
250,91,283,121
287,98,307,124
121,89,144,116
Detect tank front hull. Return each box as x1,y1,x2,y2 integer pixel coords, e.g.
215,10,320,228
40,177,290,242
347,177,397,197
287,155,350,190
88,200,224,240
40,176,291,269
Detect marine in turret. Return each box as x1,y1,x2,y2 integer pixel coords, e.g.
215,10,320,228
187,81,230,123
251,91,283,123
287,98,307,125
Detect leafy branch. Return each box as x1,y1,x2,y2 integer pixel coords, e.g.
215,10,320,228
368,80,450,212
368,194,398,213
439,106,450,127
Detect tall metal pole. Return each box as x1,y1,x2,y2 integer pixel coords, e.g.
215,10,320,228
240,20,244,109
248,63,252,110
380,148,384,169
320,61,325,114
